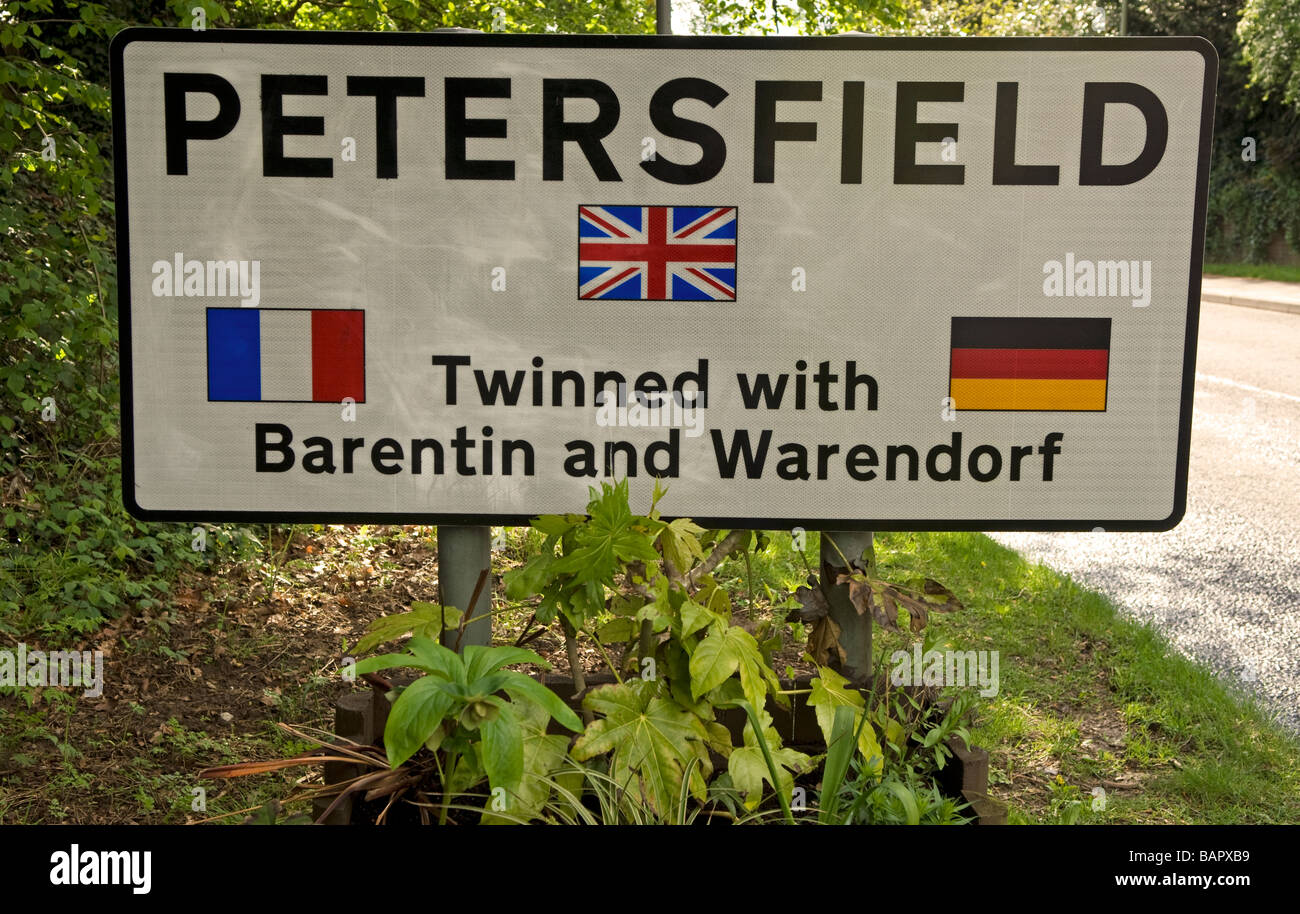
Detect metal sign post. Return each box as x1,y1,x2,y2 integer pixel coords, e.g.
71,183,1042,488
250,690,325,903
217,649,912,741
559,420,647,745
820,530,874,681
436,524,492,647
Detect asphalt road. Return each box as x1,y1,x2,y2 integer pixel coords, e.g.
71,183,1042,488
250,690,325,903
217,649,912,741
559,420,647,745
994,301,1300,732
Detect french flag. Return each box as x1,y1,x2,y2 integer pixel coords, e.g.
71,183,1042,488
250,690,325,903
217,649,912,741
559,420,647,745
206,308,365,403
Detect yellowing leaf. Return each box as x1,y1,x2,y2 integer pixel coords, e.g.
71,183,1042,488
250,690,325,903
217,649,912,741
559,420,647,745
808,667,883,774
572,680,711,816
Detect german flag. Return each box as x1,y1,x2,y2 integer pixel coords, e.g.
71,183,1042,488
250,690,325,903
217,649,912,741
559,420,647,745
949,317,1110,411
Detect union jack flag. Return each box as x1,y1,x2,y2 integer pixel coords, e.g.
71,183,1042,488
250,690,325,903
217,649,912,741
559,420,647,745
578,205,737,301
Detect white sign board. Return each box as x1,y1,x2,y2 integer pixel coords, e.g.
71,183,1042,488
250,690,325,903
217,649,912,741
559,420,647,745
112,30,1216,530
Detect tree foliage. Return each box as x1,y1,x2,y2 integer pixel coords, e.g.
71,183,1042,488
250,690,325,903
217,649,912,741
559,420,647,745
0,2,212,637
1238,0,1300,108
690,0,1108,36
223,0,655,33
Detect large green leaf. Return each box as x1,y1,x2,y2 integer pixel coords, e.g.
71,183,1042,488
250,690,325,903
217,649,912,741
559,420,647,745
351,652,441,677
808,667,883,775
382,676,456,768
678,598,715,638
740,707,811,806
503,542,558,601
550,481,661,585
482,701,571,824
444,747,485,797
728,744,810,810
351,601,461,655
689,624,745,697
499,670,583,733
596,616,636,643
723,703,809,820
736,643,781,713
478,698,524,795
572,681,710,815
691,624,770,712
658,516,706,575
463,644,548,683
531,514,585,537
694,576,734,620
407,636,465,681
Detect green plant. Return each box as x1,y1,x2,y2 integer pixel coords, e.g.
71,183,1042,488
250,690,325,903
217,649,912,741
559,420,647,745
808,665,887,774
840,764,973,825
527,756,781,825
502,479,662,703
351,601,463,655
507,480,812,819
353,638,582,823
814,704,860,824
1046,774,1094,825
806,666,979,824
1205,158,1300,263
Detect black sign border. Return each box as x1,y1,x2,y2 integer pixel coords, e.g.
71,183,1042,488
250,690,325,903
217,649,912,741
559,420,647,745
111,28,1217,532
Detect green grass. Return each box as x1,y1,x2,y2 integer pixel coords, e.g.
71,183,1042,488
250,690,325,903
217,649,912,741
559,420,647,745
1204,262,1300,283
710,529,1300,824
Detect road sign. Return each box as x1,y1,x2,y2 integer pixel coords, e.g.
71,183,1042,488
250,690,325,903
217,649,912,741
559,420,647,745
111,29,1216,530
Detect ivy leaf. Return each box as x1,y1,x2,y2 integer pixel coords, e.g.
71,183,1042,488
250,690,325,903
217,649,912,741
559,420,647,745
692,624,771,712
572,680,711,816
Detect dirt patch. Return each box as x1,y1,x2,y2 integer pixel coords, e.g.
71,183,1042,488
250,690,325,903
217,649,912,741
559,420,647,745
1,527,436,823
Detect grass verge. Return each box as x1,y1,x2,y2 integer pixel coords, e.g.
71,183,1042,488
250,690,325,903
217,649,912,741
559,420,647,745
1204,262,1300,283
862,531,1300,824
